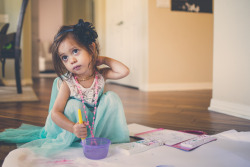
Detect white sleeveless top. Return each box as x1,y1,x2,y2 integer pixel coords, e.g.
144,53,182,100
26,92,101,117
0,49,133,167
61,72,105,105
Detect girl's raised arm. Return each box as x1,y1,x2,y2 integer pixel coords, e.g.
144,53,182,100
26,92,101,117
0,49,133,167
97,56,130,80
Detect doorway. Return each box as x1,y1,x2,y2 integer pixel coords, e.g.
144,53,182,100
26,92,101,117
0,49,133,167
105,0,148,90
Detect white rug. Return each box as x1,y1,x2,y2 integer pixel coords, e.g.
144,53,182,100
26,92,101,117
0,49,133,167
2,124,250,167
0,86,39,103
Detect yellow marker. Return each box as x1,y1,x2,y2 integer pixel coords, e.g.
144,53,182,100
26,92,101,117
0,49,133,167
78,109,85,140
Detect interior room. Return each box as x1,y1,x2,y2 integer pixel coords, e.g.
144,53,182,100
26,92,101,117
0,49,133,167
0,0,250,166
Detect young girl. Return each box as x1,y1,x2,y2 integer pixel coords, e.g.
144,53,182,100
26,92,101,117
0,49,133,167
0,19,130,156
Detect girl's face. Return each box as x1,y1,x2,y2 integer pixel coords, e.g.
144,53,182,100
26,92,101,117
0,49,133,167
58,35,93,77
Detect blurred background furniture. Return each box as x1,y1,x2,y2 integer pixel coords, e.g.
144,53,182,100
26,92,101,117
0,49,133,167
0,23,9,35
0,23,10,77
0,0,29,94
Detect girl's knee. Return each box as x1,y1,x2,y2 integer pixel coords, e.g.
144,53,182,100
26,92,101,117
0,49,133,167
103,91,121,103
64,99,82,121
100,91,124,114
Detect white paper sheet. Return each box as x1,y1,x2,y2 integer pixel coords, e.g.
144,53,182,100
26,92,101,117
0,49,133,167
136,129,197,146
3,124,250,167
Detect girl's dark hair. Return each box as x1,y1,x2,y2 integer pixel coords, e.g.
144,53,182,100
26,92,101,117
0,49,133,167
50,19,100,79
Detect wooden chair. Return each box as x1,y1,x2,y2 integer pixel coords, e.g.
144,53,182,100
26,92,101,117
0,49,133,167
0,23,10,77
0,0,29,94
0,23,9,35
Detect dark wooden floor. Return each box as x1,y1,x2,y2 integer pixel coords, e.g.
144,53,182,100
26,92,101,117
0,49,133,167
1,77,250,166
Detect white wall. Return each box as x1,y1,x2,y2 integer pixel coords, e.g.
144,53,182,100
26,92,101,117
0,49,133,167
94,0,106,57
38,0,63,42
209,0,250,119
38,0,63,72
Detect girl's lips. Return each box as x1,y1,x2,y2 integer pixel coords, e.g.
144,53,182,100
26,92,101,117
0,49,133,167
73,65,81,71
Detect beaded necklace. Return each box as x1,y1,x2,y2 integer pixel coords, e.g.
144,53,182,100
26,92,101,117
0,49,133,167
77,72,95,82
74,72,98,138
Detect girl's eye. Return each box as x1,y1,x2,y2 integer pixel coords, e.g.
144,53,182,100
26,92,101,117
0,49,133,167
72,49,78,55
61,55,68,61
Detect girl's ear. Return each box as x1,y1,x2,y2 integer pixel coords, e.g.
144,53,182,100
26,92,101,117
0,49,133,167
90,42,96,53
91,42,96,48
88,42,97,69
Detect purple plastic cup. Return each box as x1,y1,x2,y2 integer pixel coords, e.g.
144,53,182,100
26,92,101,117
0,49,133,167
81,137,111,160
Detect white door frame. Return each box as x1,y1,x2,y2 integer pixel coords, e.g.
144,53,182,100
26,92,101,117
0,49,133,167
105,0,148,90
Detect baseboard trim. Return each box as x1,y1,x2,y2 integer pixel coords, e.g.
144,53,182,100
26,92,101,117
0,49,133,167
208,99,250,120
146,82,212,91
2,78,33,86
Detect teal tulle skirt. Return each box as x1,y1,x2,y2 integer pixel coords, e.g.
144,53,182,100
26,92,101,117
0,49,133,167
0,78,130,156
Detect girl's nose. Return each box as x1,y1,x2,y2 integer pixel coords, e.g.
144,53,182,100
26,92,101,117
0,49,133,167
70,57,77,64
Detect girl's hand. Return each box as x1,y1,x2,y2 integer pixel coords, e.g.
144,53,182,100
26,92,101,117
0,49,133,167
73,122,87,139
97,56,130,80
96,56,105,66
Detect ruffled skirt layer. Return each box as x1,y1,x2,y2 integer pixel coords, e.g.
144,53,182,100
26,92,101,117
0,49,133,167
0,78,129,156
